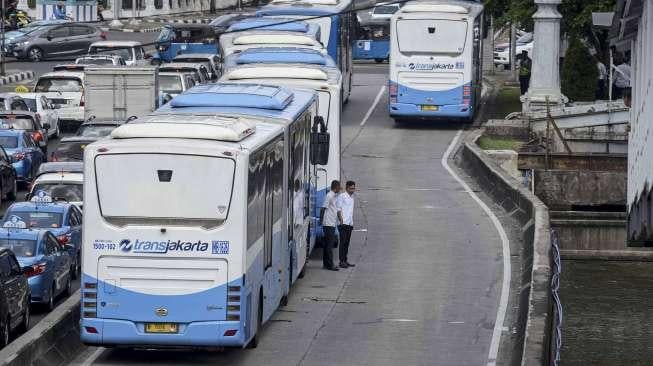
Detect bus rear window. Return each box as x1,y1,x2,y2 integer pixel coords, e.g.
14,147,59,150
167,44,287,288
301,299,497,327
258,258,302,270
396,19,467,54
94,153,235,227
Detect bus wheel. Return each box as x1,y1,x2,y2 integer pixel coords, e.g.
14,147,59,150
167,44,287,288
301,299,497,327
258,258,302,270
298,265,306,279
247,291,263,349
280,295,288,307
374,58,384,63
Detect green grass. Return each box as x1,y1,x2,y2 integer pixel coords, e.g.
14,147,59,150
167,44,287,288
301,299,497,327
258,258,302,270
477,135,524,151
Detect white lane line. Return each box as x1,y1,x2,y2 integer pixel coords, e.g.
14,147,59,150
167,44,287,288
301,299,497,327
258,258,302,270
80,347,105,366
441,130,511,366
360,86,386,126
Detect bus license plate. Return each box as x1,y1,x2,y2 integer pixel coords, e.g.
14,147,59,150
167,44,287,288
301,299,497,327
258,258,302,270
421,105,439,111
145,323,178,333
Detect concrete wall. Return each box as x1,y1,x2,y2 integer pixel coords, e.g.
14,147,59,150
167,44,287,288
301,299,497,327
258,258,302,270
534,170,627,210
550,211,627,251
459,129,553,366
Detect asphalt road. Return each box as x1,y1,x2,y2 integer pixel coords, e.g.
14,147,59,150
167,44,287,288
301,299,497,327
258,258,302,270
69,64,508,365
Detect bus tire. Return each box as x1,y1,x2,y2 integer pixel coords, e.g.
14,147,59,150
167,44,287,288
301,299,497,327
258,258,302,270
298,265,306,279
247,290,263,349
374,58,384,63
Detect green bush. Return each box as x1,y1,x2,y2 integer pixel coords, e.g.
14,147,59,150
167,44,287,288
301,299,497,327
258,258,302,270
561,38,598,102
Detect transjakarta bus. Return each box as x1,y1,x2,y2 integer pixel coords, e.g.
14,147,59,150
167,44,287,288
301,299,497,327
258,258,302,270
81,84,319,348
219,26,324,60
389,1,484,122
222,47,337,73
220,63,342,251
257,0,354,102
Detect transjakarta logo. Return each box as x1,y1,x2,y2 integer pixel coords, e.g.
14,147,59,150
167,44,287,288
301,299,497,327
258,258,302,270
407,62,455,70
119,239,209,254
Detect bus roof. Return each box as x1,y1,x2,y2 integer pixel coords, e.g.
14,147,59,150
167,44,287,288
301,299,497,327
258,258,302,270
258,0,353,16
227,17,310,32
155,83,316,122
398,1,483,16
223,64,341,84
231,47,336,66
233,33,321,46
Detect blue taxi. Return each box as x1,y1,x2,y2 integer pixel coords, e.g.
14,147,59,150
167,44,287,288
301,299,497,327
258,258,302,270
2,192,82,279
0,216,72,311
0,129,45,182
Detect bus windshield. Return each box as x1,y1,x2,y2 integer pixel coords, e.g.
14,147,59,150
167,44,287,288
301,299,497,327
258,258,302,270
396,19,467,54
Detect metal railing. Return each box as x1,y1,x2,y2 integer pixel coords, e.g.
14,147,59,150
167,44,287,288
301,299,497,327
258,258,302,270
550,228,563,366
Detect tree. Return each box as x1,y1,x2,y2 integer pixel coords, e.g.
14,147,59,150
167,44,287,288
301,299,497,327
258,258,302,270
561,38,598,102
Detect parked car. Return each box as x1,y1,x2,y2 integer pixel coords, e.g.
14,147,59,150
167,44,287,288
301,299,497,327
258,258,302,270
0,219,72,311
494,32,533,69
0,94,29,113
0,129,44,183
74,120,121,139
158,72,197,104
29,162,83,208
0,247,30,347
49,137,92,162
159,62,210,83
173,53,221,80
88,41,150,66
12,93,60,138
6,23,106,62
0,112,50,154
3,200,82,278
33,71,85,130
75,54,126,66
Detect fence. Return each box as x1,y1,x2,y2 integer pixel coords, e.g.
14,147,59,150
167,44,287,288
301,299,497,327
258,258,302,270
550,229,563,365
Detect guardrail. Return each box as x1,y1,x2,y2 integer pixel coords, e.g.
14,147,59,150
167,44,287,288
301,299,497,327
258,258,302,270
550,229,563,366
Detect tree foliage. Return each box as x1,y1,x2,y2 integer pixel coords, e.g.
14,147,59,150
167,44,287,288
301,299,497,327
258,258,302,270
561,38,598,102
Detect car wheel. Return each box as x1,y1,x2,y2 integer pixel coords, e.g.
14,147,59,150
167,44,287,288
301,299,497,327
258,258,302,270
46,284,55,312
54,124,60,139
64,275,72,297
6,180,16,201
27,47,44,62
0,317,9,348
18,299,29,333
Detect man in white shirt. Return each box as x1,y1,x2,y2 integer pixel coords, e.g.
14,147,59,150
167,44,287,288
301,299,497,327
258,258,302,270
320,180,341,271
596,57,607,100
612,57,631,99
337,181,356,268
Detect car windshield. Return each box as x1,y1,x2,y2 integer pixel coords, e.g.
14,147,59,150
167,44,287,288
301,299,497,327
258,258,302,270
0,117,35,131
23,98,37,112
32,183,83,202
0,239,36,257
35,77,83,92
374,5,399,14
0,136,18,148
89,46,133,61
156,26,174,42
159,74,183,94
77,58,114,65
5,211,63,228
53,142,87,161
76,125,116,138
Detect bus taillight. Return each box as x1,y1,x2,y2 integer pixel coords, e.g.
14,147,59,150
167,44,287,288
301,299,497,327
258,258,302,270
389,83,398,103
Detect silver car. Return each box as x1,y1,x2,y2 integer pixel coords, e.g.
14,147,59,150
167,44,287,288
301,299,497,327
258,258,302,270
7,23,106,62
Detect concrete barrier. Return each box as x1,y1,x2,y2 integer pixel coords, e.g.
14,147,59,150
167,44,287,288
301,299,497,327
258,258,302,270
458,129,553,366
0,291,82,366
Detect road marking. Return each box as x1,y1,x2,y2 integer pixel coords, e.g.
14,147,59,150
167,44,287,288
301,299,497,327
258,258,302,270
360,86,386,126
80,347,105,366
441,130,511,366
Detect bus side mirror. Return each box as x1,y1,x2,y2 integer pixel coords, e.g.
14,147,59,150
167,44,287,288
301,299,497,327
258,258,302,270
310,116,329,166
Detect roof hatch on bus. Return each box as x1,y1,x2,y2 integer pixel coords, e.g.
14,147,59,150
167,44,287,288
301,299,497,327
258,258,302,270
228,18,310,32
170,84,294,110
227,66,329,81
233,34,319,46
236,48,328,65
401,4,469,14
111,115,256,141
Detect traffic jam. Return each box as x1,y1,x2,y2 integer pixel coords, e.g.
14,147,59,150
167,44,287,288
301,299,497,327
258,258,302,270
0,0,403,351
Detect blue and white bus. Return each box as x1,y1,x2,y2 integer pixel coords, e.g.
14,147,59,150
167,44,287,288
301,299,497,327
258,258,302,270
257,0,354,102
388,1,484,122
81,84,324,348
220,57,343,252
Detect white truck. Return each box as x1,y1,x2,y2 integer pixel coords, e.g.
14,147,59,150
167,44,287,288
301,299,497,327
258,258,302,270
83,67,159,122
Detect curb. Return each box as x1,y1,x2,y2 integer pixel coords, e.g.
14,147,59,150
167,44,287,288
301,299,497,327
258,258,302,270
144,17,212,24
459,129,553,366
0,290,82,366
0,71,34,86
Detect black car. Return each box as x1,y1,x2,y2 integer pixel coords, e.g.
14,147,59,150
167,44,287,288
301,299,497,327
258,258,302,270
0,248,30,347
0,146,17,202
50,137,94,162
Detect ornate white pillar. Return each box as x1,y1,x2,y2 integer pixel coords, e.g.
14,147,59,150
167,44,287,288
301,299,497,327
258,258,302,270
521,0,568,112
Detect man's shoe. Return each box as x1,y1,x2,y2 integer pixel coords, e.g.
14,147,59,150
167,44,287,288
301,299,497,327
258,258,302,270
346,262,356,267
339,262,349,268
324,266,339,271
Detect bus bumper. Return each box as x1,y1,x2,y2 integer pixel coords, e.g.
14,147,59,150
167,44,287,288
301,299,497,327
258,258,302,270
388,103,473,119
80,319,246,348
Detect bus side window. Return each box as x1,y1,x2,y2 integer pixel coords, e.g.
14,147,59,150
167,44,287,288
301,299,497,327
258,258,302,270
247,152,265,249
